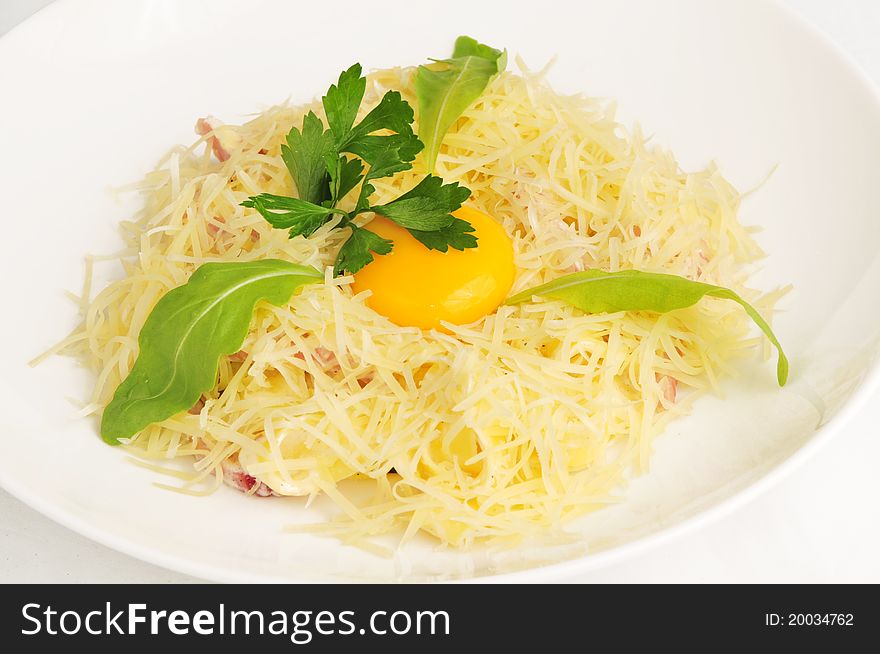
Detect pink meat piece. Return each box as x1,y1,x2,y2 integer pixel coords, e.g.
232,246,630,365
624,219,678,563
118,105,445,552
206,216,259,243
195,116,233,162
228,349,248,363
656,374,678,405
306,345,372,386
695,245,710,279
313,346,341,374
206,216,225,236
219,457,278,497
188,396,206,415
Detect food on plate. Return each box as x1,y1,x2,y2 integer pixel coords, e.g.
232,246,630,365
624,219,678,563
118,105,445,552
351,207,516,330
48,37,787,547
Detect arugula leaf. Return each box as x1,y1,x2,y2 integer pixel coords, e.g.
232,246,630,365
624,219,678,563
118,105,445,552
334,225,393,276
452,35,508,62
372,175,471,231
408,217,477,252
101,260,323,443
322,63,367,145
415,36,506,173
241,194,334,237
506,269,788,386
280,111,334,205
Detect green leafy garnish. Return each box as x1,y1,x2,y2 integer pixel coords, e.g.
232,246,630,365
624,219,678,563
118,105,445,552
323,63,367,145
372,175,472,230
326,155,365,204
408,218,477,253
280,112,335,206
100,260,322,443
334,224,394,276
243,64,476,275
415,36,506,173
507,269,788,386
240,194,333,237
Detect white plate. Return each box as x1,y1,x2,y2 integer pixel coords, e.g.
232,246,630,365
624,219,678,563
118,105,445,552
2,0,880,582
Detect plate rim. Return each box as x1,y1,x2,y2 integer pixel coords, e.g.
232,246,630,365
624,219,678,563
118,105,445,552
2,0,880,582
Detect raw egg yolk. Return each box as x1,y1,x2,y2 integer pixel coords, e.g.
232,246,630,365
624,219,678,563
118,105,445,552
351,206,516,330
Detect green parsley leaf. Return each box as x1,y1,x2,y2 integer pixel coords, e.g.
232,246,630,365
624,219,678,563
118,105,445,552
324,153,364,206
345,133,423,169
334,225,393,276
353,141,420,213
322,63,367,145
373,196,455,230
407,217,477,252
324,64,421,169
241,194,334,237
372,175,471,230
339,90,417,152
280,111,334,205
244,60,479,275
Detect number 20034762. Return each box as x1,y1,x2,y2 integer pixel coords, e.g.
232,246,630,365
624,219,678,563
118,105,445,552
764,614,854,627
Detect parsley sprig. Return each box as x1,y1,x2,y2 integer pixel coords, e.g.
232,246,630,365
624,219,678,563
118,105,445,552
242,64,477,275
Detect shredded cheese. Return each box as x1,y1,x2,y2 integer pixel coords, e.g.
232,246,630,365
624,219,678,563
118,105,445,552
61,59,779,548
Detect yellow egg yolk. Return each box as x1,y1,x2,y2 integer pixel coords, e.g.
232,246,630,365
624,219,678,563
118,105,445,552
351,206,516,330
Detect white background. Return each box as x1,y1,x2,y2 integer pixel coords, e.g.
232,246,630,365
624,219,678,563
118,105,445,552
1,0,878,583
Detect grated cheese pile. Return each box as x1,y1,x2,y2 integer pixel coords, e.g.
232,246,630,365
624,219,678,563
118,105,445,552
60,60,779,548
